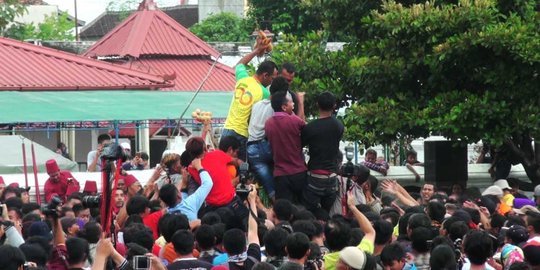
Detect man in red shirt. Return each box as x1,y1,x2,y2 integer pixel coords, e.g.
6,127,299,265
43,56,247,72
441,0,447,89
265,91,307,204
44,159,80,202
185,136,248,220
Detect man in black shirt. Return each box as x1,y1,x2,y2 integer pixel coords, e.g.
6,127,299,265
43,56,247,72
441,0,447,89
168,230,213,270
301,92,344,220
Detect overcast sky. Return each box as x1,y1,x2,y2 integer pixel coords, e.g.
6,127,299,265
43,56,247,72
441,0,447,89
46,0,183,24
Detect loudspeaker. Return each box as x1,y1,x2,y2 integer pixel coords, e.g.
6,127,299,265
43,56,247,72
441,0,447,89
424,141,468,190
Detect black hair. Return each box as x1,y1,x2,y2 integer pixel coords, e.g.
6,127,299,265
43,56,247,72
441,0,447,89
324,218,351,251
201,212,222,225
21,202,40,215
380,243,405,266
159,184,178,208
281,62,296,73
264,228,289,257
78,221,101,244
411,227,433,253
430,235,454,251
0,245,26,270
161,214,190,243
212,223,226,246
380,208,400,227
126,243,149,263
463,230,494,265
430,244,457,270
125,214,143,227
285,232,310,259
223,228,246,255
408,213,431,231
406,150,418,158
218,136,240,153
216,207,240,230
463,207,481,225
270,91,289,112
97,134,111,144
293,209,316,222
123,223,154,251
126,195,150,215
66,237,89,265
180,150,192,167
269,76,290,95
67,192,83,202
273,199,294,221
374,220,394,245
398,212,414,237
317,91,336,111
292,220,317,240
149,199,162,213
505,215,525,227
172,230,195,255
26,236,52,260
19,243,47,266
5,196,23,209
348,228,365,246
449,221,469,242
256,61,278,76
195,224,216,250
527,212,540,234
427,201,446,223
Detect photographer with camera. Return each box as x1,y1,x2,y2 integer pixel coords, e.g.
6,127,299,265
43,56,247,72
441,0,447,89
87,134,111,172
44,159,80,203
329,155,374,217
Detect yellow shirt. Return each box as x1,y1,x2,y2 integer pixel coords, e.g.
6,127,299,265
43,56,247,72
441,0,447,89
224,64,270,137
324,238,374,270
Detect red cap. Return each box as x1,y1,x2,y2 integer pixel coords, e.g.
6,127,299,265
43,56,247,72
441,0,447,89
123,174,138,188
46,159,60,174
83,181,98,193
0,176,4,185
8,182,19,188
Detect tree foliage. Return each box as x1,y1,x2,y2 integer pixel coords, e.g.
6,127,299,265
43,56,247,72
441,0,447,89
5,11,75,41
0,0,26,36
246,0,321,36
274,0,540,182
190,12,252,42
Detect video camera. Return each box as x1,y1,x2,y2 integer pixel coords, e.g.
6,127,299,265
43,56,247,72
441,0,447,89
236,162,252,201
101,143,128,162
82,195,101,208
41,196,62,218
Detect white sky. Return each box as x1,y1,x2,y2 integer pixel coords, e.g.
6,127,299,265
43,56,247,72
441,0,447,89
46,0,184,24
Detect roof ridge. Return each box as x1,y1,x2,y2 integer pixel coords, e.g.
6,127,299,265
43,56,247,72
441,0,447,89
0,37,170,84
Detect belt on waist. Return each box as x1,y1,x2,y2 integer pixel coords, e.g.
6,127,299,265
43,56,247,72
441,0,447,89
307,171,337,179
247,139,267,146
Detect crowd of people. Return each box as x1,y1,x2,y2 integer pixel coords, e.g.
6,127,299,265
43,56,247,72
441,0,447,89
2,35,540,270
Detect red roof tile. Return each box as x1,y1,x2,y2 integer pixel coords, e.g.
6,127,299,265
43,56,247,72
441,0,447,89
123,57,235,91
0,37,173,91
84,8,218,58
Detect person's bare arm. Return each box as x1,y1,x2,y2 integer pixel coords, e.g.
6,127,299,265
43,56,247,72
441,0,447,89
87,145,103,172
52,217,64,246
237,37,268,66
247,184,259,245
295,92,306,121
382,180,419,206
347,191,375,244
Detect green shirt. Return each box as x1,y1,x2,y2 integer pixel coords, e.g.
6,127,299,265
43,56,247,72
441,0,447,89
324,238,374,270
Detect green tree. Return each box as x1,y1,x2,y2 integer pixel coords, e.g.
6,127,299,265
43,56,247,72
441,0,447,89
247,0,321,36
190,12,251,42
0,0,26,36
5,11,75,41
275,0,540,183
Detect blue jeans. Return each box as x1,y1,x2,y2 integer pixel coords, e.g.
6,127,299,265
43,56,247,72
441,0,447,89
247,140,274,198
221,128,247,161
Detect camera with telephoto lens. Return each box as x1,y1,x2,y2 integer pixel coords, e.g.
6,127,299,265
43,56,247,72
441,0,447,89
236,162,252,201
82,195,101,208
41,195,62,217
101,143,127,162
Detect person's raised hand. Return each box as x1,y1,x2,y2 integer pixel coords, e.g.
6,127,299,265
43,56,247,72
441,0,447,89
95,238,114,258
147,253,167,270
248,184,257,202
347,190,356,208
